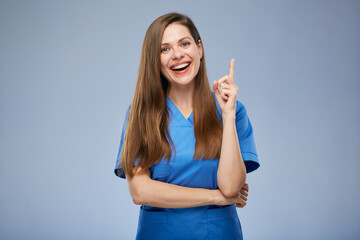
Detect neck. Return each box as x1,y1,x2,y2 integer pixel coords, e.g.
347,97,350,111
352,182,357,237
167,81,194,111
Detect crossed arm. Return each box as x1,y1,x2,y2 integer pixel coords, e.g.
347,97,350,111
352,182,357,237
126,167,248,208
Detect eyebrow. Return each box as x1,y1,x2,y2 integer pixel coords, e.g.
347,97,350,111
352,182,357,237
161,37,192,46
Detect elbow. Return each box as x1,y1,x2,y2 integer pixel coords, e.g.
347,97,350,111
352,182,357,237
131,190,149,206
218,179,247,198
130,187,149,206
220,187,240,198
132,195,143,205
128,172,152,206
129,181,151,206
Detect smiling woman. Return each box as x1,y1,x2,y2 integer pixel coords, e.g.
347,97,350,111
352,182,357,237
114,12,259,240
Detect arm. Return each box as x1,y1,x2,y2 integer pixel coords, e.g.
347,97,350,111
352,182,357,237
213,59,247,198
126,167,247,208
217,114,247,197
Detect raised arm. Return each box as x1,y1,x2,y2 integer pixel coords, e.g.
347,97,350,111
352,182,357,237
126,167,248,208
213,59,247,198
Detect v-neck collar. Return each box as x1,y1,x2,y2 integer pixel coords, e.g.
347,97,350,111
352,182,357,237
166,96,193,126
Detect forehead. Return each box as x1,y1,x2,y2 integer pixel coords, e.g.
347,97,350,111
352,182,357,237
161,23,192,44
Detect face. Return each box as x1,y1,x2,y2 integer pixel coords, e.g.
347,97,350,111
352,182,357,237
160,23,203,88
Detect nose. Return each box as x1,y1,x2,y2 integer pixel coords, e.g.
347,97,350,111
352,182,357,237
171,46,184,60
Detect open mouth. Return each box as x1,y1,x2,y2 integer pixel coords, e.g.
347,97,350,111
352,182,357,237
171,62,191,72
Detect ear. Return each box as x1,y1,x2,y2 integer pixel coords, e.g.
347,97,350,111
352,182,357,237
197,39,203,59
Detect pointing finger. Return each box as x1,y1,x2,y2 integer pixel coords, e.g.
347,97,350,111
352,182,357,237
228,58,235,83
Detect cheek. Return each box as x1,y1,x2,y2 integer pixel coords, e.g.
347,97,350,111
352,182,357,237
189,47,200,61
160,55,169,69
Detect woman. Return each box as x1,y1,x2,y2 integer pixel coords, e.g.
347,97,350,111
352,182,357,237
114,13,259,240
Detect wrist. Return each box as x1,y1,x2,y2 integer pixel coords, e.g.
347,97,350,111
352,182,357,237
222,112,236,121
211,189,223,205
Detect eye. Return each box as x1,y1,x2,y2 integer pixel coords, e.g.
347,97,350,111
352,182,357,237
182,42,190,47
161,48,168,53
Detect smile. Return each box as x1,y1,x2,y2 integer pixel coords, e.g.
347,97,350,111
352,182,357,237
171,62,191,73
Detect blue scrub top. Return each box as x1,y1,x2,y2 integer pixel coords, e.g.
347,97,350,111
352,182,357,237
114,94,259,190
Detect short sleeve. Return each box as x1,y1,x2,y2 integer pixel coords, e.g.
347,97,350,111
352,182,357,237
235,101,260,173
114,107,130,179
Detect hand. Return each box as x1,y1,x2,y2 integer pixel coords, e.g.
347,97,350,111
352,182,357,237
217,183,249,208
212,58,239,116
235,183,249,208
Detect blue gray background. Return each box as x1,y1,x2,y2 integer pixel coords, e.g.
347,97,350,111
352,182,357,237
1,0,359,239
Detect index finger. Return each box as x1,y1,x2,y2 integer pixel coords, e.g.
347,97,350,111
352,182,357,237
228,58,235,83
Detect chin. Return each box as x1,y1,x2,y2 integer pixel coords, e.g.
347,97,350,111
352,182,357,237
165,69,198,87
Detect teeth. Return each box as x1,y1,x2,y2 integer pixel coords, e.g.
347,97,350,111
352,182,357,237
171,63,190,70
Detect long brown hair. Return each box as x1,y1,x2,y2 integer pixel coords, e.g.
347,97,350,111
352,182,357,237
120,13,223,178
